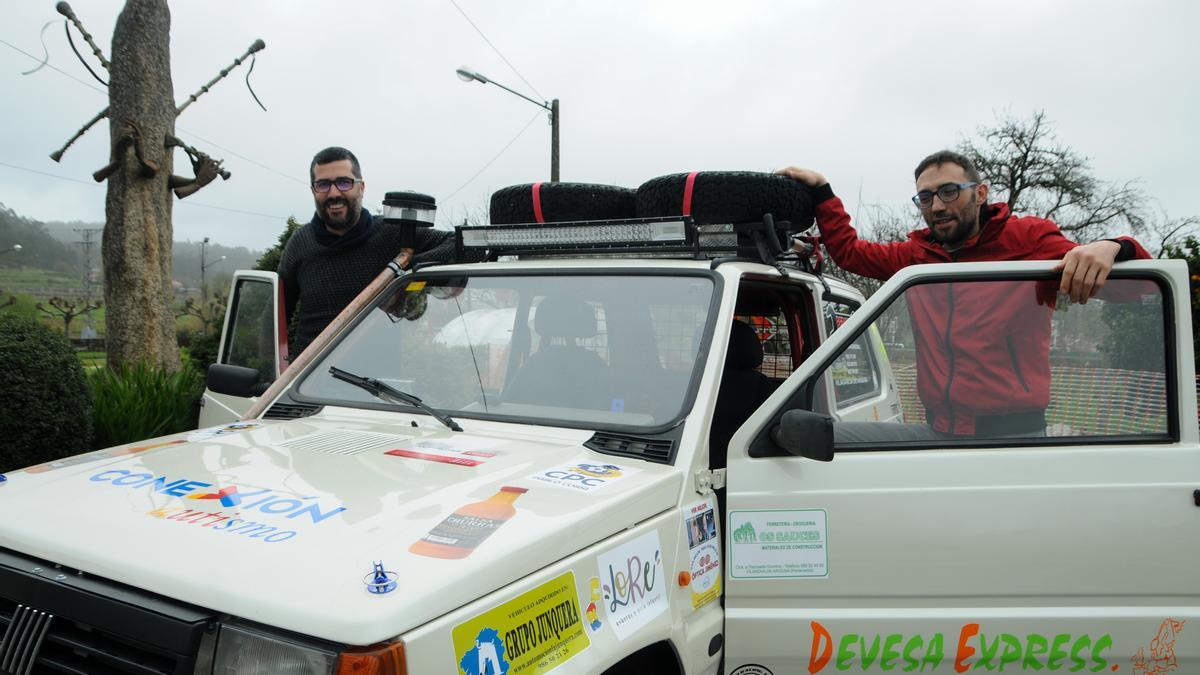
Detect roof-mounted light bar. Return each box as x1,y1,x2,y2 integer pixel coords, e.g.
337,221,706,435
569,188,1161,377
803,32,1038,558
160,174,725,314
457,216,695,256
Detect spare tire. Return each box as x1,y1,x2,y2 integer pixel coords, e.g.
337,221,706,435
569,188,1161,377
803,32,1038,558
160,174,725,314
636,171,814,227
489,182,635,224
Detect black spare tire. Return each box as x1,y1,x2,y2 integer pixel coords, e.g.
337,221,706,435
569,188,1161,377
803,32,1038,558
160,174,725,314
489,182,636,224
636,171,814,227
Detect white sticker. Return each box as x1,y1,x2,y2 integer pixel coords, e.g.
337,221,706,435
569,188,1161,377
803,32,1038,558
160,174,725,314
683,497,721,609
529,462,635,493
186,421,263,442
729,509,828,579
596,530,667,640
385,437,502,467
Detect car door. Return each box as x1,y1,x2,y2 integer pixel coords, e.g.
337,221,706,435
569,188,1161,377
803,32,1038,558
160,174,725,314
198,270,284,427
723,260,1199,675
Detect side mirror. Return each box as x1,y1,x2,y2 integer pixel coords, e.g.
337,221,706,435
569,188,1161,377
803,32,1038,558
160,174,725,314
207,363,271,398
760,409,835,462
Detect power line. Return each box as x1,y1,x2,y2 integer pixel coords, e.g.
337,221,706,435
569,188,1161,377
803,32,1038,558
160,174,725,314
441,111,542,204
1,35,306,185
448,0,543,100
0,160,286,221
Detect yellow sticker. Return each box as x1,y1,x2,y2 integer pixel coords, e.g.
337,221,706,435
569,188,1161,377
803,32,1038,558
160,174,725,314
452,571,589,675
406,281,427,291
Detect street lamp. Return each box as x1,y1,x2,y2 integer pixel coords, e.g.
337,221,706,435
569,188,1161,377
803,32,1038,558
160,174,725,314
456,66,559,182
0,244,21,255
199,237,226,333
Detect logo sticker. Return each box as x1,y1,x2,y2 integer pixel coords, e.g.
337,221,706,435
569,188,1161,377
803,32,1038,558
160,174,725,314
683,497,721,609
24,438,186,474
529,463,635,493
1133,618,1185,675
730,666,774,675
186,421,263,442
729,509,827,579
583,576,604,633
597,530,667,641
452,571,589,675
386,438,500,467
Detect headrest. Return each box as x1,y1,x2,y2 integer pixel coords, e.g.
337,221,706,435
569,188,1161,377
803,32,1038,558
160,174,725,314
535,296,598,339
725,319,764,370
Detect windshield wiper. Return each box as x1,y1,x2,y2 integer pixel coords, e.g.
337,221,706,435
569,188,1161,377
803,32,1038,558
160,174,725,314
329,366,463,432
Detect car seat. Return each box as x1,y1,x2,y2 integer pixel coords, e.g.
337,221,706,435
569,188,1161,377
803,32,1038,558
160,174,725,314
503,296,611,409
709,319,776,469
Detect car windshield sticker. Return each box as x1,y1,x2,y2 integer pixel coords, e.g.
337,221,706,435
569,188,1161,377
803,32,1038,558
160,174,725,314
186,420,263,442
683,497,721,609
729,509,828,579
529,462,635,493
452,570,589,675
597,530,667,641
386,437,501,467
22,438,186,474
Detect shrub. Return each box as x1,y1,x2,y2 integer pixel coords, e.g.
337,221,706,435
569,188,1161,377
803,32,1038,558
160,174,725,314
89,362,203,450
0,313,93,471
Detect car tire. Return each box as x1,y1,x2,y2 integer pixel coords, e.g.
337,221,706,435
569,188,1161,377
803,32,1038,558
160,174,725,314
635,171,814,227
489,183,636,224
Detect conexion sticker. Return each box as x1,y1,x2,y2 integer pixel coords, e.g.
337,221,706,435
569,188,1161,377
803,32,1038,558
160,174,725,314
89,469,346,544
807,622,1117,673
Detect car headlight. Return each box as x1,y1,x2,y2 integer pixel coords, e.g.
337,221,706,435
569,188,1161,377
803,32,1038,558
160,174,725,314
213,623,338,674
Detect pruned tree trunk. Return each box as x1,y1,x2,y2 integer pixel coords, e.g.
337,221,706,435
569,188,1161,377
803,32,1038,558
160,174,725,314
103,0,179,371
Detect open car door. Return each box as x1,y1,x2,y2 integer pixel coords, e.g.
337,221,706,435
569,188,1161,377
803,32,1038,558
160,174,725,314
723,260,1199,675
198,270,285,427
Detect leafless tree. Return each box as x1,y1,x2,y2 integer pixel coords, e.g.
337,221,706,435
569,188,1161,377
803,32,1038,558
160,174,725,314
176,288,228,336
957,110,1145,242
37,296,103,336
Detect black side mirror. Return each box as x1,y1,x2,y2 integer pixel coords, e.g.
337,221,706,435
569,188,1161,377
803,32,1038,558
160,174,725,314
207,363,271,397
759,409,835,462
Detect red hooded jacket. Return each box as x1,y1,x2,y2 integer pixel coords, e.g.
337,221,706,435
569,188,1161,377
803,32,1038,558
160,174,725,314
814,194,1150,435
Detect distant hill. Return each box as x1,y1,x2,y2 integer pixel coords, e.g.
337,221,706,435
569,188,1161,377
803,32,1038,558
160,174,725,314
0,203,262,291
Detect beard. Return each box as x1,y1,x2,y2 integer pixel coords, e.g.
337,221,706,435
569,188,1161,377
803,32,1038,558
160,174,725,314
925,197,979,246
318,194,361,230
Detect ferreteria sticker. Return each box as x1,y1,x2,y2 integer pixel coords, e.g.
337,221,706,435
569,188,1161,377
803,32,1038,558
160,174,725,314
729,509,827,579
806,621,1118,673
452,571,589,675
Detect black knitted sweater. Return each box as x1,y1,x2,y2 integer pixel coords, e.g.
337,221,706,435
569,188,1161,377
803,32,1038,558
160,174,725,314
277,209,457,356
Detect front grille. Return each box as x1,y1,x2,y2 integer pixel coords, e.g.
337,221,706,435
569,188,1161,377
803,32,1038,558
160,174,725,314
0,550,214,674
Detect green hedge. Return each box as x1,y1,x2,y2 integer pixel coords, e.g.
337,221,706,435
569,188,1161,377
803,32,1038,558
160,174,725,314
0,313,93,471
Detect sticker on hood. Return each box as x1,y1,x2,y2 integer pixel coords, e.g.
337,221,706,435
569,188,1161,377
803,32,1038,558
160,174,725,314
410,486,527,559
529,462,635,493
22,438,186,474
386,436,502,467
597,530,667,641
683,496,721,610
187,420,263,442
452,570,589,675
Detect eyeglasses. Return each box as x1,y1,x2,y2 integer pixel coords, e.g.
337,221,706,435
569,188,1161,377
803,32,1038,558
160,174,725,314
311,177,362,193
912,181,977,208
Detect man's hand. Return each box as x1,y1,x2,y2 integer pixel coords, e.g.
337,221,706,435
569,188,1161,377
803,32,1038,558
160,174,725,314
1053,240,1122,304
775,167,828,187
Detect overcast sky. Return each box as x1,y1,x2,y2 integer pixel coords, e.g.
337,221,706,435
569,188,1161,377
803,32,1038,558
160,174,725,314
1,0,1196,252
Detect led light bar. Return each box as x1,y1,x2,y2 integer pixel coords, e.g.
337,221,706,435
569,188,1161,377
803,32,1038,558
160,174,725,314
460,218,689,251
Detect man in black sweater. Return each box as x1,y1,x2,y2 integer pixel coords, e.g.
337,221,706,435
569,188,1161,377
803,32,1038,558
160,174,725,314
278,146,457,359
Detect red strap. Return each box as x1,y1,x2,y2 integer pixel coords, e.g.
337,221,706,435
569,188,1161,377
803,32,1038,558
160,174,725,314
531,182,545,223
681,171,699,217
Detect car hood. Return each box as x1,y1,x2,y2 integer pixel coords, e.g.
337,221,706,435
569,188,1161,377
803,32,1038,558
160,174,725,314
0,411,683,644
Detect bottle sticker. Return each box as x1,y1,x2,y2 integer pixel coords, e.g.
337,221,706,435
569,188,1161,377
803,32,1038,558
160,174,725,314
421,513,506,550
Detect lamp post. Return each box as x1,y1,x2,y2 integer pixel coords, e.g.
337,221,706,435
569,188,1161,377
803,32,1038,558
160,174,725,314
199,237,226,334
0,244,21,256
456,66,559,182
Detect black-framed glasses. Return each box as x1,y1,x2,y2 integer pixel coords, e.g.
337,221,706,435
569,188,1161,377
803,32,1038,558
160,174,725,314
312,177,362,193
912,181,977,208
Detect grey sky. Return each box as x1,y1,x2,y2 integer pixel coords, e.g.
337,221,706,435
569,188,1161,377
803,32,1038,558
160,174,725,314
1,0,1196,252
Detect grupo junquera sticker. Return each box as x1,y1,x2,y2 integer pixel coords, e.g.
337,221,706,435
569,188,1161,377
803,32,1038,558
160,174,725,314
90,469,346,544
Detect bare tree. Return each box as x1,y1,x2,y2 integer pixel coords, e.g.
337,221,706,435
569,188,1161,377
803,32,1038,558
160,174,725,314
37,296,103,336
175,288,228,336
1142,208,1200,258
48,1,263,371
821,203,919,299
957,110,1145,241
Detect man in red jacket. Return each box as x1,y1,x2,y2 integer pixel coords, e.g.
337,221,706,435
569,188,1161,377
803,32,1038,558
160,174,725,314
778,150,1150,439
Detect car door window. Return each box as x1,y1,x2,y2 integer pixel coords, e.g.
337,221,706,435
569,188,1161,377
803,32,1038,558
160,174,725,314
221,278,276,382
809,276,1170,445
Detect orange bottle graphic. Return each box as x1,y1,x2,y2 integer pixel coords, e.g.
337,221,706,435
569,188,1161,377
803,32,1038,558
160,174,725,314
409,486,527,559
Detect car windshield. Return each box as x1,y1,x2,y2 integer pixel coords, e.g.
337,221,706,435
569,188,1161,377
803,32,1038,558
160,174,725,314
297,272,716,429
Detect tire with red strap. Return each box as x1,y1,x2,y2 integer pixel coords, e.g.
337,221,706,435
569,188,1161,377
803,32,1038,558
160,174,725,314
489,182,636,224
635,171,814,227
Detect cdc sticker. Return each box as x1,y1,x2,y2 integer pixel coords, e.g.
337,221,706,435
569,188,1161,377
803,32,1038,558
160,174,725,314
528,463,636,493
452,571,589,675
730,665,774,675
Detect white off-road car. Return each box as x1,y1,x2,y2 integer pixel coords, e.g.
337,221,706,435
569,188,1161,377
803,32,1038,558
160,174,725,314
0,174,1195,675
